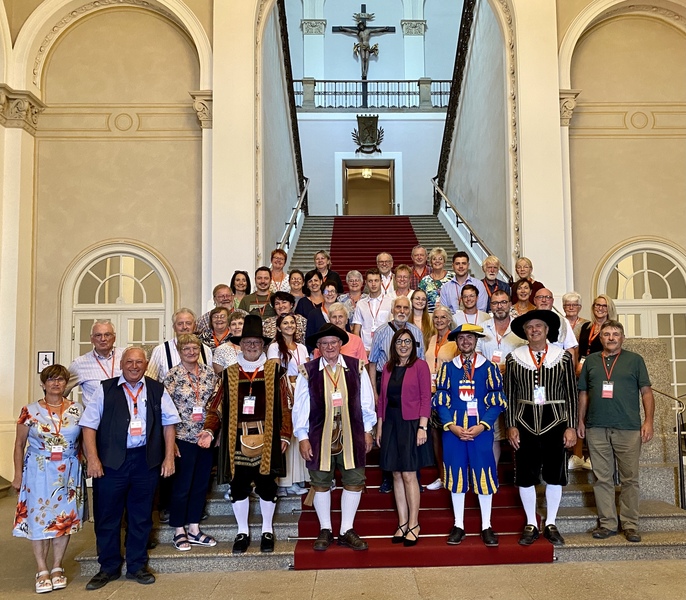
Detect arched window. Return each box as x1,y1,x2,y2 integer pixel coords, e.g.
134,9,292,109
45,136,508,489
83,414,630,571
599,241,686,399
60,244,174,365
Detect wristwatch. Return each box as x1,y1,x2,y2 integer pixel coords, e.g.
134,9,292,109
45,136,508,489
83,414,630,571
418,425,428,431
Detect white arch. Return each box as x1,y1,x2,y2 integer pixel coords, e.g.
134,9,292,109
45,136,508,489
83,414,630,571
559,0,686,88
11,0,212,97
0,2,10,82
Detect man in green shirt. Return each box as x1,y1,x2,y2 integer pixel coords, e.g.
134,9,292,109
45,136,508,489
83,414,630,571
577,320,655,543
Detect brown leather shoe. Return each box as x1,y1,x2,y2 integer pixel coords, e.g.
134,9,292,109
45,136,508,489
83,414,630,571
623,528,641,543
338,529,368,550
313,528,334,551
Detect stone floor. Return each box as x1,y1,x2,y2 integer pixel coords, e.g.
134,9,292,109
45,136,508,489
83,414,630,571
4,494,686,600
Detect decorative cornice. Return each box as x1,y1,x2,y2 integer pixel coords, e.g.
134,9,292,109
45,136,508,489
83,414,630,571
189,90,212,129
593,4,686,33
401,19,426,36
32,1,182,89
0,84,46,134
559,89,582,126
301,19,326,35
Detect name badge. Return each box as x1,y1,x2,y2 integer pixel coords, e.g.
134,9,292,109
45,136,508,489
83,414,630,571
602,381,614,399
467,401,479,418
50,445,63,461
192,406,204,422
331,390,343,408
579,357,586,365
130,419,143,436
431,372,437,382
533,386,547,405
243,396,256,415
491,350,503,364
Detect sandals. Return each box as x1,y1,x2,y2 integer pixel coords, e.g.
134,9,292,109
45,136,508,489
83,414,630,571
404,524,420,547
392,522,408,544
35,571,52,594
51,567,67,590
172,532,192,551
187,530,217,547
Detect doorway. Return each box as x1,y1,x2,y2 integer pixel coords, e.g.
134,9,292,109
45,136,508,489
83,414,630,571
343,161,394,215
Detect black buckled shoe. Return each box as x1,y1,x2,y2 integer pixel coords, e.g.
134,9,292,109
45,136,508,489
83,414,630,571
338,529,368,550
313,528,334,551
260,532,275,553
481,527,499,547
447,526,466,545
518,524,540,546
85,570,120,591
543,524,565,546
232,533,251,554
125,568,155,585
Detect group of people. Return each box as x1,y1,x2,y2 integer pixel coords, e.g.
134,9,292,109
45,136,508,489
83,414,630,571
11,244,656,592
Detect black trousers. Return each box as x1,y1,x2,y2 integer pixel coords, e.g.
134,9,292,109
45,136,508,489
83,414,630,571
93,447,159,575
169,439,214,527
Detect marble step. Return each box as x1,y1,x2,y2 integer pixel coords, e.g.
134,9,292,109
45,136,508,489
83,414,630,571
538,483,618,508
204,492,303,517
150,514,300,544
553,531,686,562
76,540,296,576
546,499,686,534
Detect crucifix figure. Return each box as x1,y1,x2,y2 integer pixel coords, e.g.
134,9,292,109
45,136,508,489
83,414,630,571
332,4,395,80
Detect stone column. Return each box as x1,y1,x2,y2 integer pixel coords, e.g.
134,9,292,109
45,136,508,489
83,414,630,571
302,19,326,80
401,20,426,80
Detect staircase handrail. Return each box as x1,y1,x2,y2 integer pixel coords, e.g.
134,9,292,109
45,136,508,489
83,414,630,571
652,388,686,508
277,177,310,252
431,178,512,283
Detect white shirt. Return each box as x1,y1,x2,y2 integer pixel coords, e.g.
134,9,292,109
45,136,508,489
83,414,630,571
67,347,125,406
146,340,213,382
477,317,527,362
352,294,393,350
454,310,491,327
267,342,309,376
292,355,376,441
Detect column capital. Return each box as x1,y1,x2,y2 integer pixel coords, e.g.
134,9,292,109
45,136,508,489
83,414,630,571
401,20,427,36
559,89,582,126
301,19,326,35
190,90,212,129
0,84,45,135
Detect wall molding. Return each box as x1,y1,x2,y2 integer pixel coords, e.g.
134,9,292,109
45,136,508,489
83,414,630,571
0,84,46,134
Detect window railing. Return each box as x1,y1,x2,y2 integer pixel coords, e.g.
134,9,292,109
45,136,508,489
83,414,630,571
293,78,451,110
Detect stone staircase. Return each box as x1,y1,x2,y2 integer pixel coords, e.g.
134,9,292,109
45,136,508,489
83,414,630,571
287,214,460,276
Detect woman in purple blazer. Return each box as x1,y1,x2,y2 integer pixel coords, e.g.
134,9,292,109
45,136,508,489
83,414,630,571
376,329,433,546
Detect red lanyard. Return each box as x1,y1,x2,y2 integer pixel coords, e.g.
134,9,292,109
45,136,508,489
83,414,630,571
213,330,230,348
94,350,115,379
289,346,302,367
494,320,509,347
587,323,601,353
46,402,65,435
460,355,476,382
602,350,621,380
324,364,341,391
381,278,392,295
255,294,271,316
434,331,450,372
369,296,384,325
529,346,548,373
123,383,143,417
185,365,201,405
414,266,428,281
239,366,260,396
464,312,477,324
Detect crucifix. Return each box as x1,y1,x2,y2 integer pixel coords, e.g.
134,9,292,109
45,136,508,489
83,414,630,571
332,4,396,81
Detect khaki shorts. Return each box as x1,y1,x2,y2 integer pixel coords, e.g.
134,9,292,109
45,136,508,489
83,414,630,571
309,452,366,488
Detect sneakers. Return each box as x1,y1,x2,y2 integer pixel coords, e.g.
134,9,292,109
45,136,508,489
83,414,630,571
287,484,308,496
543,524,565,546
568,455,592,470
379,479,393,494
426,478,444,491
276,487,288,498
338,528,368,550
518,524,540,546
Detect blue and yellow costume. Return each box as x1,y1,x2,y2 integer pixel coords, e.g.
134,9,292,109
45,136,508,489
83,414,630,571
433,354,507,494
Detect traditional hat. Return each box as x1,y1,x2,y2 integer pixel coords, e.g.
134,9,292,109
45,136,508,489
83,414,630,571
306,323,349,348
447,323,485,341
511,309,560,342
229,314,272,345
270,291,296,308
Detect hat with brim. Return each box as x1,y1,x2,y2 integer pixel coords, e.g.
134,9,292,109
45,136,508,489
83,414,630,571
448,323,485,341
270,291,296,308
229,314,272,345
511,309,560,342
306,323,349,348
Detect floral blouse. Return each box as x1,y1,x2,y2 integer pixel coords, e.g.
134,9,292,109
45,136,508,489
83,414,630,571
419,272,455,313
163,363,217,443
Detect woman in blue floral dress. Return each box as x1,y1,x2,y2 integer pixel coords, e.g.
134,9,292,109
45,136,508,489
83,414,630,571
12,364,85,593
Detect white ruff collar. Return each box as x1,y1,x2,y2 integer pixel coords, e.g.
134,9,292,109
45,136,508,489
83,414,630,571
237,353,267,370
453,353,487,369
511,344,564,370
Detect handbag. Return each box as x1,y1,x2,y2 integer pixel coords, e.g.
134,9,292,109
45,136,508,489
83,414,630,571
331,414,343,456
240,421,264,457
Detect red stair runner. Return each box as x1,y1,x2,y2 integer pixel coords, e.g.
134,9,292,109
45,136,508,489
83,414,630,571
293,450,553,570
329,216,419,288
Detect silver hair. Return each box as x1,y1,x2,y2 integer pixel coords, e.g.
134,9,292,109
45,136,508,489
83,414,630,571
90,319,114,336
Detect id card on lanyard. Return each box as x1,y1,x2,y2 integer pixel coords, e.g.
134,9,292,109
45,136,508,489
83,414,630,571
124,384,144,437
601,351,621,399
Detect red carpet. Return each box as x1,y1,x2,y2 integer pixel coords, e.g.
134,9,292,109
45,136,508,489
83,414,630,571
329,216,419,289
293,450,554,570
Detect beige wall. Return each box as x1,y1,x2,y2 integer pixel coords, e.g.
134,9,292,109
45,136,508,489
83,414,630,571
34,8,202,372
570,15,686,310
445,0,509,263
556,0,595,44
3,0,43,42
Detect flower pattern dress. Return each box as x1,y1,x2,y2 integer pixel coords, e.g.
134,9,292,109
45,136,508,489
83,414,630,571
13,402,85,540
419,272,455,313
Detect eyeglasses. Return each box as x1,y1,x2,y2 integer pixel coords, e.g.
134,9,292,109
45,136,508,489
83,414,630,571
92,333,114,339
593,303,608,309
180,346,200,353
491,300,509,307
462,294,477,300
323,290,337,296
317,341,341,348
242,340,263,346
395,338,413,346
535,296,554,301
46,376,66,382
